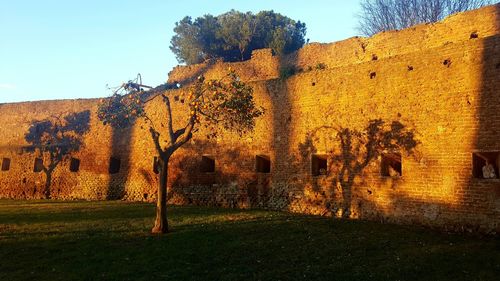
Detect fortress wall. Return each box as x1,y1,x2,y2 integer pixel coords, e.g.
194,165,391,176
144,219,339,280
0,4,499,232
164,4,500,232
168,4,500,84
271,35,500,231
0,99,115,199
167,49,280,85
165,27,500,231
282,3,500,70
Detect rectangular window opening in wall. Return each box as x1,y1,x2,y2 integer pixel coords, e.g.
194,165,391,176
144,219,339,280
381,153,402,177
33,158,44,173
472,152,499,179
69,157,80,172
153,156,160,174
256,155,271,173
200,156,215,173
109,157,121,174
311,154,328,176
1,158,11,171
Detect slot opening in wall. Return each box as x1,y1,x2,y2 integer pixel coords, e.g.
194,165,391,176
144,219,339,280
33,158,43,173
472,152,499,179
69,157,80,172
109,157,121,174
1,158,11,171
256,155,271,174
381,153,402,177
311,154,328,176
200,156,215,173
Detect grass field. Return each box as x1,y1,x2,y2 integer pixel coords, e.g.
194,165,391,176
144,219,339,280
0,200,498,281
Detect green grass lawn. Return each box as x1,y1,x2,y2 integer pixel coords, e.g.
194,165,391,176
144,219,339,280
0,200,498,281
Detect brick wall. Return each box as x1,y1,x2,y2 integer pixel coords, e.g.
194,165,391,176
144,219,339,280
0,4,499,233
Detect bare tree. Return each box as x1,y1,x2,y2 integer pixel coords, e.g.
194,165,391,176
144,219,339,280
358,0,493,36
98,72,264,234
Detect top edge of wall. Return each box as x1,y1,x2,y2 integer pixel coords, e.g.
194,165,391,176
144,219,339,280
167,3,500,84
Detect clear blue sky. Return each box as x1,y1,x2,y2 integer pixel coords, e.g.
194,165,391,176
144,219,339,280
0,0,362,103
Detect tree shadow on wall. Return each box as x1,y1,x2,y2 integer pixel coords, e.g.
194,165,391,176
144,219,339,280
299,119,419,218
165,140,269,208
24,110,91,199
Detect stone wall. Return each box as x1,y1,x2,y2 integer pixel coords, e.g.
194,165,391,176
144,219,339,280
1,4,499,233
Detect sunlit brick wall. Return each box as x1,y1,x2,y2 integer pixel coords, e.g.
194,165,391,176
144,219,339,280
0,4,498,233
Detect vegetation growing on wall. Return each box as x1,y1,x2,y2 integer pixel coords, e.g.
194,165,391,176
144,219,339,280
170,10,307,64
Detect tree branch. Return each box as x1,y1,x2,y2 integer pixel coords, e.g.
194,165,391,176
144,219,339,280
171,118,195,152
161,94,176,145
149,127,164,156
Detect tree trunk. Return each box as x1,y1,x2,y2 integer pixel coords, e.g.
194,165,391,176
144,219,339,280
151,159,169,234
341,176,354,219
44,171,52,199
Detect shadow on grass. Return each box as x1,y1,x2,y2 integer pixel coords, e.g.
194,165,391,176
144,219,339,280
0,201,498,281
0,201,154,224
